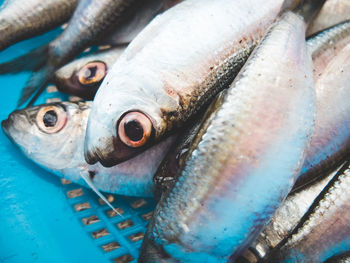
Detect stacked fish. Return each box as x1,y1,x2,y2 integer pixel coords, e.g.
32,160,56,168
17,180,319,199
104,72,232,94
1,0,350,262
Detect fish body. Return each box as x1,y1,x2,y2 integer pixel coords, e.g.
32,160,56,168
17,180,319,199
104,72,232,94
140,11,315,262
1,101,175,197
264,161,350,263
0,0,77,51
325,252,350,263
53,46,126,99
84,0,295,167
296,26,350,190
307,0,350,36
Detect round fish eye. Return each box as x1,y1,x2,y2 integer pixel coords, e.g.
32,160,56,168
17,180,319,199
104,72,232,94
77,61,106,86
36,105,67,133
118,112,152,148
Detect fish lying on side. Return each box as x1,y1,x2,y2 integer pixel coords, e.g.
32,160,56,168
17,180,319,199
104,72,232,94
2,0,140,106
238,171,336,263
263,159,350,263
1,101,175,197
84,0,301,167
307,0,350,36
0,0,78,51
53,46,126,99
139,3,320,260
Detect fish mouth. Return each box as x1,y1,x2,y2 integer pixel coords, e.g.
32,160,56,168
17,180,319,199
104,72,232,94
84,136,152,167
1,117,13,140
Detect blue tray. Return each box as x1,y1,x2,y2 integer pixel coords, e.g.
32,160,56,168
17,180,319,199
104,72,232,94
0,20,154,263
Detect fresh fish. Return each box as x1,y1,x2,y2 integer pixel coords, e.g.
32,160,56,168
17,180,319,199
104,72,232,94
6,0,139,106
1,101,175,197
307,0,350,36
295,22,350,190
84,0,300,167
0,0,78,51
237,170,336,263
263,160,350,263
325,252,350,263
139,8,317,262
53,46,126,99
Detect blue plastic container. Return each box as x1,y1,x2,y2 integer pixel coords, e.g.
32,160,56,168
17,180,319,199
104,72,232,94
0,21,155,263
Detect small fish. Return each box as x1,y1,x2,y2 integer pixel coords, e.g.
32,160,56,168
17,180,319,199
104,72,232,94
3,0,140,106
1,101,175,197
307,0,350,36
0,0,78,51
295,21,350,190
53,46,126,99
263,160,350,263
238,170,336,263
139,6,318,262
84,0,301,167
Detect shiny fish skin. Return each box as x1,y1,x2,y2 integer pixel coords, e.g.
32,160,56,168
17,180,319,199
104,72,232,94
139,11,315,262
85,0,295,167
0,0,77,51
264,161,350,263
296,35,350,190
1,101,175,197
53,46,126,99
307,0,350,36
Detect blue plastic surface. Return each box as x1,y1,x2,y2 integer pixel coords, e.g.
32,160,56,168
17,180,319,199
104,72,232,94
0,24,155,263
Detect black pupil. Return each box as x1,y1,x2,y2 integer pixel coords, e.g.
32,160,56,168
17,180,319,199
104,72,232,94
84,66,97,80
43,110,58,127
124,120,144,142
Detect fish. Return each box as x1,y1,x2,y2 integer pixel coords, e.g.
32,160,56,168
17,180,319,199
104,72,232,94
307,0,350,36
53,46,126,99
237,170,337,263
262,160,350,263
0,0,78,51
1,101,175,197
4,0,141,106
84,0,301,167
295,21,350,190
139,5,319,261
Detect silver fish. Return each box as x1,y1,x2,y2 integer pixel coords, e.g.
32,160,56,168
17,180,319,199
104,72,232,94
307,0,350,36
263,159,350,263
139,9,316,262
0,0,78,51
84,0,299,167
53,46,126,99
1,101,175,197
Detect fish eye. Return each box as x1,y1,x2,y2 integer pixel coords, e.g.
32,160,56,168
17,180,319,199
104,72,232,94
77,61,106,86
36,105,67,134
118,112,152,148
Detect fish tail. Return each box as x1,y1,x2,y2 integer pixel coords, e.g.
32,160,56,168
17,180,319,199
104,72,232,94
294,0,327,24
0,45,49,74
17,65,54,107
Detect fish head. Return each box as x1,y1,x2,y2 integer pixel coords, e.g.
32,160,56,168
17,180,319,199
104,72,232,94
84,67,179,167
2,101,91,170
54,58,107,100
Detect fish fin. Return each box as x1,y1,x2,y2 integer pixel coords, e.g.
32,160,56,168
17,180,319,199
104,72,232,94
0,45,49,74
80,172,123,217
17,66,54,107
